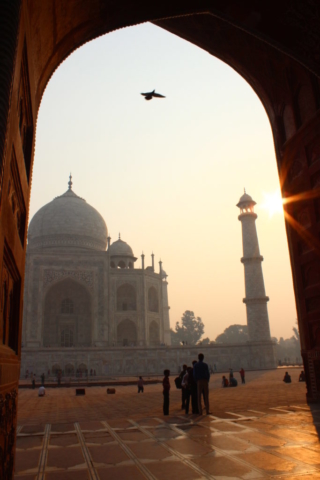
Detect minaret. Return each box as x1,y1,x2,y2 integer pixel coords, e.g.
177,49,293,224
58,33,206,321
237,190,271,342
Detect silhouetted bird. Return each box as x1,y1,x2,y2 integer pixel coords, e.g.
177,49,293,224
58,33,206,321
141,90,166,100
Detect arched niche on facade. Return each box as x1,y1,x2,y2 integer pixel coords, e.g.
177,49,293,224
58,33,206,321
117,284,136,311
148,286,159,313
52,364,61,375
110,261,116,268
117,319,137,346
43,278,92,347
118,260,126,269
65,363,74,376
77,363,87,375
149,321,160,346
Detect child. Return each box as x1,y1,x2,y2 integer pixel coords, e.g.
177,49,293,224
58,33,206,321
162,369,170,415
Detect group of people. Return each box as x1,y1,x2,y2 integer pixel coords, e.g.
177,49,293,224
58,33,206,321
221,367,245,387
283,370,306,383
163,353,212,416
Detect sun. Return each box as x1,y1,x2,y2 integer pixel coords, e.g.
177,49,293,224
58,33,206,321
260,190,284,217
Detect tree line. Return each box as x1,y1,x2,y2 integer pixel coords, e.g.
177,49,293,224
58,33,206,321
171,311,302,364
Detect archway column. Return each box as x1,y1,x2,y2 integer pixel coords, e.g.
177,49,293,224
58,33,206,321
279,111,320,401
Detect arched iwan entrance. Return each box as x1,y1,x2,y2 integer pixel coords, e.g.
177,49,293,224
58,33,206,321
43,278,92,347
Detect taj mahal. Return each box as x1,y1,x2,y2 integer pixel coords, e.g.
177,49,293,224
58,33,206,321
20,179,276,377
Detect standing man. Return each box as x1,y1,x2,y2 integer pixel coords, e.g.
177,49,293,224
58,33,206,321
162,369,171,415
193,353,211,415
179,364,188,409
239,368,245,384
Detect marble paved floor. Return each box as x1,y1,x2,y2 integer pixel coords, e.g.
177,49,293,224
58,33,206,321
15,369,320,479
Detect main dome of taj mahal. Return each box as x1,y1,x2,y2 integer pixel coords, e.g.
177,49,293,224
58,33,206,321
28,178,108,251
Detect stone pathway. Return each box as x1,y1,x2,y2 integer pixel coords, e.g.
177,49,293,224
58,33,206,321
15,369,320,479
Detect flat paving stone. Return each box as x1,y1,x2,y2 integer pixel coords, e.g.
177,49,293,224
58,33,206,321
275,446,320,466
15,449,41,473
146,460,200,480
45,471,89,479
236,430,287,447
88,444,130,464
49,433,79,447
193,455,253,477
46,447,85,469
16,435,43,450
118,430,150,442
269,427,319,443
207,434,256,451
97,465,147,480
238,450,302,474
83,431,114,444
129,441,173,460
165,437,214,455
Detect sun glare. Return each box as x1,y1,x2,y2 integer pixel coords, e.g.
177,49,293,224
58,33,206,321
260,190,284,217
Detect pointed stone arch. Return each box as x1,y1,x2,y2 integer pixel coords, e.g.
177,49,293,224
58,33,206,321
149,320,160,346
117,319,137,346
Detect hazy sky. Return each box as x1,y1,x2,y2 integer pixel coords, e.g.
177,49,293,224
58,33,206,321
30,23,297,341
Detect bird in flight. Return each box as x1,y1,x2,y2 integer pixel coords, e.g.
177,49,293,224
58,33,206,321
141,89,166,100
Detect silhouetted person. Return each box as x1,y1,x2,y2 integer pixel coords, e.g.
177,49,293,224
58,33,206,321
41,373,45,385
138,376,144,393
299,371,306,382
162,369,170,415
230,377,238,387
182,367,195,414
191,360,199,413
222,376,229,387
38,386,45,397
239,368,245,384
283,372,291,383
193,353,211,415
32,378,36,389
229,368,233,384
179,364,188,409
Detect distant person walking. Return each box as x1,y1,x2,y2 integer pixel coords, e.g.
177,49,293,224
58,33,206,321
138,376,144,393
239,368,245,384
41,373,45,385
193,353,211,415
229,368,233,384
162,369,170,415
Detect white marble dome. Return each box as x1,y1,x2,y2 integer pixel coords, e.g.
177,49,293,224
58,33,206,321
108,237,134,257
28,187,108,251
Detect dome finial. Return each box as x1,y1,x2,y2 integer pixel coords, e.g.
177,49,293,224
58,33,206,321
119,232,121,240
68,173,73,191
244,187,246,194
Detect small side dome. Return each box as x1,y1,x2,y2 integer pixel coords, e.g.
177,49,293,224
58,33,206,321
108,235,137,270
108,236,134,257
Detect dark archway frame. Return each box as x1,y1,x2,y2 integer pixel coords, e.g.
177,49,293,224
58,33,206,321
1,1,320,476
